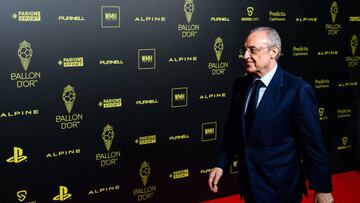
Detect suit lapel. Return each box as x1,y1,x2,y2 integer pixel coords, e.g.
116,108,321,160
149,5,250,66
247,67,284,143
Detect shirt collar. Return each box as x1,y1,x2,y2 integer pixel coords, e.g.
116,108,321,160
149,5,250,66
254,63,277,87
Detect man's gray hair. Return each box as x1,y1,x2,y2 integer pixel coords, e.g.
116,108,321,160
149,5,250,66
249,27,282,60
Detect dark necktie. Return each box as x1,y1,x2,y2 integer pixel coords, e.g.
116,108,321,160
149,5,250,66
245,79,263,138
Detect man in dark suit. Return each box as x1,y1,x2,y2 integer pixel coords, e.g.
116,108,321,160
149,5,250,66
208,27,334,203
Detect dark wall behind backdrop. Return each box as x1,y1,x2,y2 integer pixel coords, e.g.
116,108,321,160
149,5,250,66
0,0,359,202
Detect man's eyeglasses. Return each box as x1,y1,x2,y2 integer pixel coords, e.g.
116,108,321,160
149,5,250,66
242,46,275,55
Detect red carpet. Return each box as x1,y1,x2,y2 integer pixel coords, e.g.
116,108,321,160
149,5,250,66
202,171,360,203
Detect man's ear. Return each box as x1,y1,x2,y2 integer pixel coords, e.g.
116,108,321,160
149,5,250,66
270,47,279,59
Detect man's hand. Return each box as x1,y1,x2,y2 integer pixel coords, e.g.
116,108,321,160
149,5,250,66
208,167,223,193
314,192,334,203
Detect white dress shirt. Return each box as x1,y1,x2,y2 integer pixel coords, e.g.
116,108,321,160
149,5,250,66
245,64,278,114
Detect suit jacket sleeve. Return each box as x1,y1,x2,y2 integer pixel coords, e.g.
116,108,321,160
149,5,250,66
293,82,333,192
215,79,241,170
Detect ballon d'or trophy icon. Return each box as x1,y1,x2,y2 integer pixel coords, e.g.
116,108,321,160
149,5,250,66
62,85,76,113
139,161,151,187
184,0,195,23
214,37,224,62
17,40,33,71
341,137,348,146
330,1,338,23
351,35,358,56
102,124,115,151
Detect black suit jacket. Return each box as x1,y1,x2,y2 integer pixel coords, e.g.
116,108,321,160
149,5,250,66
217,67,332,203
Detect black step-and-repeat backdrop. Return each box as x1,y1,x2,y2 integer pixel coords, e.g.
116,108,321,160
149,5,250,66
0,0,359,202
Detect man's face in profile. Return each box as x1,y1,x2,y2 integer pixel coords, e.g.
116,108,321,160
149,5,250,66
243,31,276,75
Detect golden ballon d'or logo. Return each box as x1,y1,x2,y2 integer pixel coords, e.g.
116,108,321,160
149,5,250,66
330,1,338,23
139,161,151,187
350,35,358,56
184,0,195,23
233,160,238,168
102,124,115,151
214,37,224,62
341,137,348,145
62,85,76,113
17,40,33,71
